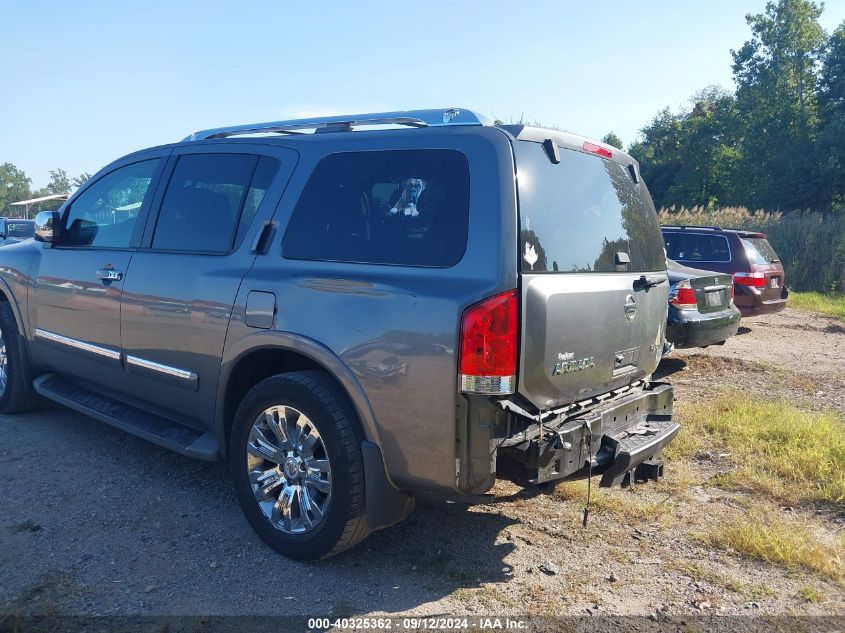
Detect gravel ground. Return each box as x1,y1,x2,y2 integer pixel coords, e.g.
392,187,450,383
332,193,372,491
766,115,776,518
1,308,843,619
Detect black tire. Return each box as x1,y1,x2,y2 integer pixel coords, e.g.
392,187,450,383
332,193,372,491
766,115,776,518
0,302,40,414
230,370,371,560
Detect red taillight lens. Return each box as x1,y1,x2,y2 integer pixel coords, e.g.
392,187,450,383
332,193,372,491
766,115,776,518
668,281,697,309
734,272,766,288
459,289,517,394
582,141,613,158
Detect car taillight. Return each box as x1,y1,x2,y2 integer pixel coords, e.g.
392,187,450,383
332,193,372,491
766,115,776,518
734,272,766,288
459,289,517,395
668,280,697,309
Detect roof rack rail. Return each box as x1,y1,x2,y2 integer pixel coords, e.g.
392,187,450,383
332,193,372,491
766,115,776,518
183,108,489,141
661,225,724,232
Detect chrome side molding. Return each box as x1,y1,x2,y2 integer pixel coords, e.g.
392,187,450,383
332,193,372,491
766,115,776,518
34,328,121,361
126,355,197,382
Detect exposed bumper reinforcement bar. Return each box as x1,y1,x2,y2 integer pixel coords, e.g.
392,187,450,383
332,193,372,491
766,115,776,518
500,382,678,487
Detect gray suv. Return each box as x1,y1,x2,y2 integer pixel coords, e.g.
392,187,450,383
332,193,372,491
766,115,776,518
0,109,678,560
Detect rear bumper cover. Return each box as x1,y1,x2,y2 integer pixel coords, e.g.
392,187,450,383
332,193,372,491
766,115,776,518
735,286,789,316
666,304,741,348
501,382,678,487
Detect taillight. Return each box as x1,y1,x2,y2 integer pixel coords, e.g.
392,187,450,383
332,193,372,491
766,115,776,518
582,141,613,159
668,280,697,309
734,272,766,288
459,289,518,395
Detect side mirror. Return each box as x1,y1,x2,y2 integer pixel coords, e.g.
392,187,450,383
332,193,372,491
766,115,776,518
34,211,60,243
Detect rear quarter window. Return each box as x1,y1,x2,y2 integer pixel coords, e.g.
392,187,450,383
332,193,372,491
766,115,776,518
742,237,779,265
283,149,469,267
515,141,665,273
663,232,731,263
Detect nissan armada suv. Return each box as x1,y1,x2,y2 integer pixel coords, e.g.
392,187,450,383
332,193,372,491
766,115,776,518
0,109,678,560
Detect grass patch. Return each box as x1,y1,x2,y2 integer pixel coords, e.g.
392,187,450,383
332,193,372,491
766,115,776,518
553,481,675,522
789,292,845,322
700,512,844,582
797,585,824,603
668,394,845,506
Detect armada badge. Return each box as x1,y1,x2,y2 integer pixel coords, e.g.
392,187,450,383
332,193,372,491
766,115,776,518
552,356,595,376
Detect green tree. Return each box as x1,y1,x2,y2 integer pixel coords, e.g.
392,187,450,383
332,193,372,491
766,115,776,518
601,132,623,150
818,22,845,212
0,163,33,216
628,87,741,209
731,0,827,210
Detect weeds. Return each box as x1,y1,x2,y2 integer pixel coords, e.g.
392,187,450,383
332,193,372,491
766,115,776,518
699,512,844,582
669,394,845,506
789,292,845,322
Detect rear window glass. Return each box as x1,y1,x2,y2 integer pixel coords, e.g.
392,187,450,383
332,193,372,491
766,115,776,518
515,142,665,273
283,150,469,267
663,232,731,263
742,237,779,265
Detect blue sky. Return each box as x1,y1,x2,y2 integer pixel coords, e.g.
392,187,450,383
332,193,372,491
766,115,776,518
3,0,844,189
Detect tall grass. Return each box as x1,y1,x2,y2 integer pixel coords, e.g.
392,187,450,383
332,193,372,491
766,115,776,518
659,207,845,293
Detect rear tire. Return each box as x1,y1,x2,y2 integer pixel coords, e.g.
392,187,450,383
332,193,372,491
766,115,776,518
0,302,40,414
230,371,370,560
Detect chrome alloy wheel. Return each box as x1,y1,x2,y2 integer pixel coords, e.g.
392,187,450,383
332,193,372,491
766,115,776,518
246,405,332,534
0,325,7,397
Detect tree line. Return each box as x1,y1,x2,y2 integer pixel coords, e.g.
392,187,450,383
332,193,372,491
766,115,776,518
613,0,844,215
0,164,90,218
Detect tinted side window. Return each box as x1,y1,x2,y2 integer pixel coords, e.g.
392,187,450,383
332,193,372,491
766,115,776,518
515,142,665,273
61,159,159,248
153,154,259,253
283,150,469,267
664,232,731,263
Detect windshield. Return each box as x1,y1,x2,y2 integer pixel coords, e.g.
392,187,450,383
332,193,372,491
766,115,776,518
515,141,665,273
6,222,34,238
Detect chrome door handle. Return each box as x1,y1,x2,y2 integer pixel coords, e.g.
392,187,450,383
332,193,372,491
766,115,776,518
96,268,123,282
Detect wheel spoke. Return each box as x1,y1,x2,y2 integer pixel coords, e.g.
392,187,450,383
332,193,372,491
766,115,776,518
253,469,284,500
271,485,295,531
247,428,284,464
304,473,331,494
298,485,322,528
265,408,291,450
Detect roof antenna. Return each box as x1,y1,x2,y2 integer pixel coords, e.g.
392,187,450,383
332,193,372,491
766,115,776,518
582,420,593,528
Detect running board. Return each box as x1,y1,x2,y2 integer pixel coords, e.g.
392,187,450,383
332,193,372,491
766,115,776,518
32,374,220,461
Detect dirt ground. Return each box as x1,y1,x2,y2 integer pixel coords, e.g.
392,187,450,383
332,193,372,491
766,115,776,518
0,308,843,621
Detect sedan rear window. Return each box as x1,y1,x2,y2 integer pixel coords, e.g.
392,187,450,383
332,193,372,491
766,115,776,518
515,141,665,273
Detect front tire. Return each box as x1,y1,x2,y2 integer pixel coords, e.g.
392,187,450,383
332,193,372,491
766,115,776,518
230,371,370,560
0,302,40,414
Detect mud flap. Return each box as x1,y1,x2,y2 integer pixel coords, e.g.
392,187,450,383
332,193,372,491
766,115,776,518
362,441,415,531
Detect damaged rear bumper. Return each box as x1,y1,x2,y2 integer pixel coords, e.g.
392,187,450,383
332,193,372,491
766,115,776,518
500,382,678,487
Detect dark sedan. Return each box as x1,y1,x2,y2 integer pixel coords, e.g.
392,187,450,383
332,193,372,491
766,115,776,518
665,259,741,349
